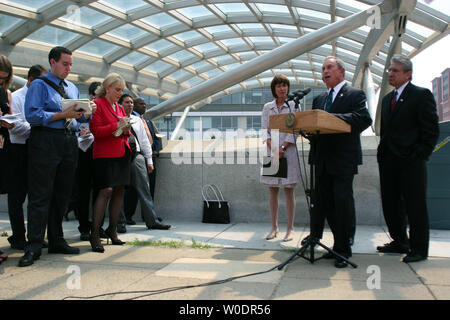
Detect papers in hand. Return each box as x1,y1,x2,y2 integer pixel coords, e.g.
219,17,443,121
0,113,22,124
61,99,92,115
113,119,136,137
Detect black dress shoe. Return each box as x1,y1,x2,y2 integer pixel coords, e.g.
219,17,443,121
117,224,127,233
402,253,427,263
301,235,311,246
149,223,171,230
80,231,90,241
48,243,80,254
334,259,348,268
376,241,409,254
18,251,40,267
126,219,136,225
99,228,108,239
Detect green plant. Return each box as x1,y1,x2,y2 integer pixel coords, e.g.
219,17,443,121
1,232,8,237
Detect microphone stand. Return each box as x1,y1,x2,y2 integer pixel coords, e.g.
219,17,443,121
277,98,357,270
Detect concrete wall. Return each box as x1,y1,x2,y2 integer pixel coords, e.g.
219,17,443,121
0,136,384,227
154,136,384,226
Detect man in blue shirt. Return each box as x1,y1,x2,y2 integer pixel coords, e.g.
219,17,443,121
19,46,94,267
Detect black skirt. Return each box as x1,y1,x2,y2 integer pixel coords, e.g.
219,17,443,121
93,144,131,189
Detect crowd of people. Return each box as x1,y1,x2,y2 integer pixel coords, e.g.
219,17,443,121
0,46,169,267
0,47,440,270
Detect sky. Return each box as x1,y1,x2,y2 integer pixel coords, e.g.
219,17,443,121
411,0,450,90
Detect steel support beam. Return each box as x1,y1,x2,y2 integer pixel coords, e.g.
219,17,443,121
147,0,398,120
362,65,377,133
374,13,409,135
170,106,192,140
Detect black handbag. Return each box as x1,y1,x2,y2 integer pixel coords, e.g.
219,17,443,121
261,156,288,178
202,184,230,224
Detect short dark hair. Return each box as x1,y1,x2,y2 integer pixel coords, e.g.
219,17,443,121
133,97,145,104
118,93,133,106
48,46,72,65
27,64,46,79
88,81,101,96
270,74,290,98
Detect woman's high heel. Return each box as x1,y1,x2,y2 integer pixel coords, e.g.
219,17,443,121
266,229,279,240
104,228,126,245
89,236,105,253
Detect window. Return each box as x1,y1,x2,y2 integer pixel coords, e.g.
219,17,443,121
443,72,449,101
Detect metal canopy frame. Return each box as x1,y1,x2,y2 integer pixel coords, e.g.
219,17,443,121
1,0,449,125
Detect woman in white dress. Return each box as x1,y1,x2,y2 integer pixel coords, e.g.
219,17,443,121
261,74,301,242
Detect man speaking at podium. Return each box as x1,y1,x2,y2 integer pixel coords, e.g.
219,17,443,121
308,56,372,268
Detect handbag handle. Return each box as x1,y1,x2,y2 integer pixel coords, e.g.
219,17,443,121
201,184,224,208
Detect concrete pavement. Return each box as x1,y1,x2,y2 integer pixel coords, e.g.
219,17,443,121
1,213,450,300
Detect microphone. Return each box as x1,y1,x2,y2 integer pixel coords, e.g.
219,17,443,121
287,88,311,101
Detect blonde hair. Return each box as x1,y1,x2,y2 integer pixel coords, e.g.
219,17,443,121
95,73,126,98
0,55,13,90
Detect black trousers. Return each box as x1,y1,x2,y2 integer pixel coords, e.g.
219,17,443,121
7,143,28,244
314,171,355,258
73,146,94,233
26,128,78,254
379,151,429,257
310,175,356,245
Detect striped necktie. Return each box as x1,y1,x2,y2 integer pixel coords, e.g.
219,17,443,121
325,88,334,111
390,90,398,112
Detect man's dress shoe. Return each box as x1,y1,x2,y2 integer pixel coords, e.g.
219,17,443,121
376,241,409,254
334,259,348,268
48,243,80,254
117,224,127,234
126,219,136,225
18,251,40,267
149,223,171,230
301,235,311,246
402,254,427,263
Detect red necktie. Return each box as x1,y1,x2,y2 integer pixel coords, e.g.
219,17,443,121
390,90,398,112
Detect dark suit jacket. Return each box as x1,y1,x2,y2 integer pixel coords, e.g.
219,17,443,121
377,82,439,162
310,83,372,176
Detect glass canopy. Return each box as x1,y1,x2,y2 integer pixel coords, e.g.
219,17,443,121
1,0,448,104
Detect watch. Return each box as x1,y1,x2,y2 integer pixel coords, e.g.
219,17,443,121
281,145,286,151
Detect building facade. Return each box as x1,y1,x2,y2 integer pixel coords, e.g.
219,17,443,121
432,68,450,122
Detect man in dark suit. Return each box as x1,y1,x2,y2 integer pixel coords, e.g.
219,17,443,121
376,54,439,263
309,56,372,268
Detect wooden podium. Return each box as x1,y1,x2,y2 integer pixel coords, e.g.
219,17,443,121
269,109,350,134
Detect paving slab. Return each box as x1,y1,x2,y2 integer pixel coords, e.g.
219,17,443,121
272,277,435,300
155,257,283,284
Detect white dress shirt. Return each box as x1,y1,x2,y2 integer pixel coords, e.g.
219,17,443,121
9,85,31,144
130,114,153,165
328,80,347,103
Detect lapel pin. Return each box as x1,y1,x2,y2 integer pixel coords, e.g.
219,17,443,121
340,93,344,97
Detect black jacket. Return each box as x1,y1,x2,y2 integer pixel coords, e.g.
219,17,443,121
310,83,372,176
377,82,439,162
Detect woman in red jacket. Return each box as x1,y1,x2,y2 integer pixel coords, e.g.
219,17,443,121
89,73,131,253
